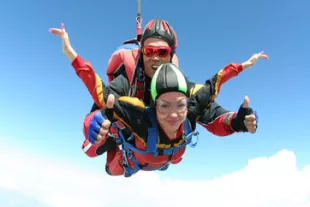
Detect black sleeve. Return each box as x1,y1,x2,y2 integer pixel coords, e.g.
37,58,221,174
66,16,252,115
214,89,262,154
104,74,130,101
187,80,216,119
89,74,130,113
102,96,151,140
197,101,231,124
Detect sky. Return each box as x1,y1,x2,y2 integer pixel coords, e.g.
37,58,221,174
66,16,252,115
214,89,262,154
0,0,310,206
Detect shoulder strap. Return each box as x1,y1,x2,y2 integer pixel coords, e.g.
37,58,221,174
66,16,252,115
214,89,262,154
146,107,158,155
183,119,192,136
183,118,199,148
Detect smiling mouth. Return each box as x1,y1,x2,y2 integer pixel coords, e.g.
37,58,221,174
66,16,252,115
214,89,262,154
167,120,178,125
152,65,159,70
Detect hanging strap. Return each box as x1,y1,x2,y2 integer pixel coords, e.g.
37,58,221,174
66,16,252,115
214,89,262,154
136,0,142,41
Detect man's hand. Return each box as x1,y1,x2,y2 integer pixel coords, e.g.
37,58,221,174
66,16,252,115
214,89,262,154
242,51,269,70
49,23,77,62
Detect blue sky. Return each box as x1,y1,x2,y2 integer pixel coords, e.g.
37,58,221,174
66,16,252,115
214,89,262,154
1,0,310,206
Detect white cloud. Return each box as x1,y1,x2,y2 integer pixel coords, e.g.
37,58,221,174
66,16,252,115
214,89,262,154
1,143,310,207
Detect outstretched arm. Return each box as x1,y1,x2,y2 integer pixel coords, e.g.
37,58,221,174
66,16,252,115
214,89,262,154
49,23,77,62
49,23,107,108
188,51,268,118
50,23,134,109
207,51,269,101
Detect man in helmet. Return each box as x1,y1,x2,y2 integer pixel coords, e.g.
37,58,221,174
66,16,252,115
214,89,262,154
49,19,268,174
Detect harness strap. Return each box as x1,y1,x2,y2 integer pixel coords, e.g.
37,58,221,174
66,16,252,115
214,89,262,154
134,64,145,99
183,119,199,148
129,62,145,99
146,107,158,156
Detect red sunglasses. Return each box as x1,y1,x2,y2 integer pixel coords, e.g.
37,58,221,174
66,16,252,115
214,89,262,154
141,46,171,58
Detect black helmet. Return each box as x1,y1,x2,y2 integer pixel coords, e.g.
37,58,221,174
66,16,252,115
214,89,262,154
141,19,178,52
151,63,189,101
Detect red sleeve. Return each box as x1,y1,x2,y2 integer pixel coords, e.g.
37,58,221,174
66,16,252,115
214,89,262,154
212,63,243,99
71,56,106,108
218,63,243,85
199,112,237,136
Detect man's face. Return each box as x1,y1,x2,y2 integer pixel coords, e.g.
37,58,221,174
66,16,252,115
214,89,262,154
142,37,172,78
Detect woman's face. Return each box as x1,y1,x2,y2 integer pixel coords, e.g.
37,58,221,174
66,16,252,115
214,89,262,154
155,92,188,136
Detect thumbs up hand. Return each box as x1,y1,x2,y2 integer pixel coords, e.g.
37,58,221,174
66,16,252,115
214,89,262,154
88,94,116,145
231,96,258,133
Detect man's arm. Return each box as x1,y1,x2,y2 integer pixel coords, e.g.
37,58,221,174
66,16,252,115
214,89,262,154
192,52,269,113
71,54,130,108
187,63,244,117
205,51,269,101
206,63,244,101
87,72,131,114
71,55,107,108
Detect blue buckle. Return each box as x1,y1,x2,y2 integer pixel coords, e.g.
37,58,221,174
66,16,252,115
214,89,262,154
172,145,180,155
126,134,134,141
189,131,199,148
152,151,159,157
126,150,133,159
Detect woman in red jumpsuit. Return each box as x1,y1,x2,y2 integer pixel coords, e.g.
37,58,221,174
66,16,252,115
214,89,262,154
89,63,258,177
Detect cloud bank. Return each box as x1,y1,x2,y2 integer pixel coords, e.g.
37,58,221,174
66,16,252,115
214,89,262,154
1,143,310,207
